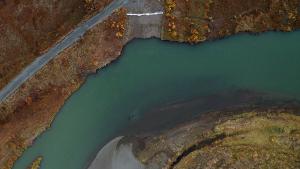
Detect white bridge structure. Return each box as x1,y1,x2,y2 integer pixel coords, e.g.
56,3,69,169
127,11,164,16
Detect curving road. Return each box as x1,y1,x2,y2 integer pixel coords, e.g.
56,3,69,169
0,0,129,102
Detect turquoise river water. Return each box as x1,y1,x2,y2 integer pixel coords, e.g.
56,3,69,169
13,31,300,169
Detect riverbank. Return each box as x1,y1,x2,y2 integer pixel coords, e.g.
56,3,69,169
87,136,144,169
0,7,127,169
12,33,300,169
0,0,128,102
88,99,300,169
1,0,300,168
0,0,114,90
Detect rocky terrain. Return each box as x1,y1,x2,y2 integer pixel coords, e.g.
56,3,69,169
0,0,300,168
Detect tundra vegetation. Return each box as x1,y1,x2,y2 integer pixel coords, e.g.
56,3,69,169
162,0,300,43
133,110,300,169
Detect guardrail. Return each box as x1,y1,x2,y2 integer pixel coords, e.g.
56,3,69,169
127,11,164,16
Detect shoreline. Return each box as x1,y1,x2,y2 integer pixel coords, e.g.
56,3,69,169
90,97,300,169
11,31,300,169
1,0,300,168
10,31,300,169
87,136,144,169
9,27,300,169
0,0,128,102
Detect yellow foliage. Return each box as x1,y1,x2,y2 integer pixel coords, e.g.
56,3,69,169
27,157,43,169
116,32,123,38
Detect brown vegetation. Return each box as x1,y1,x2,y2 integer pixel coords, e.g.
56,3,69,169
0,9,127,169
162,0,300,43
106,8,128,39
0,0,113,90
133,108,300,169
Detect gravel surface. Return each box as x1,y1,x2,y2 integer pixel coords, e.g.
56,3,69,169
87,137,144,169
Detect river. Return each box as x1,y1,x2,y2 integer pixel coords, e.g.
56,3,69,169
13,31,300,169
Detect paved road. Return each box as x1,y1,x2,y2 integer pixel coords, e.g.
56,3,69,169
0,0,128,102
